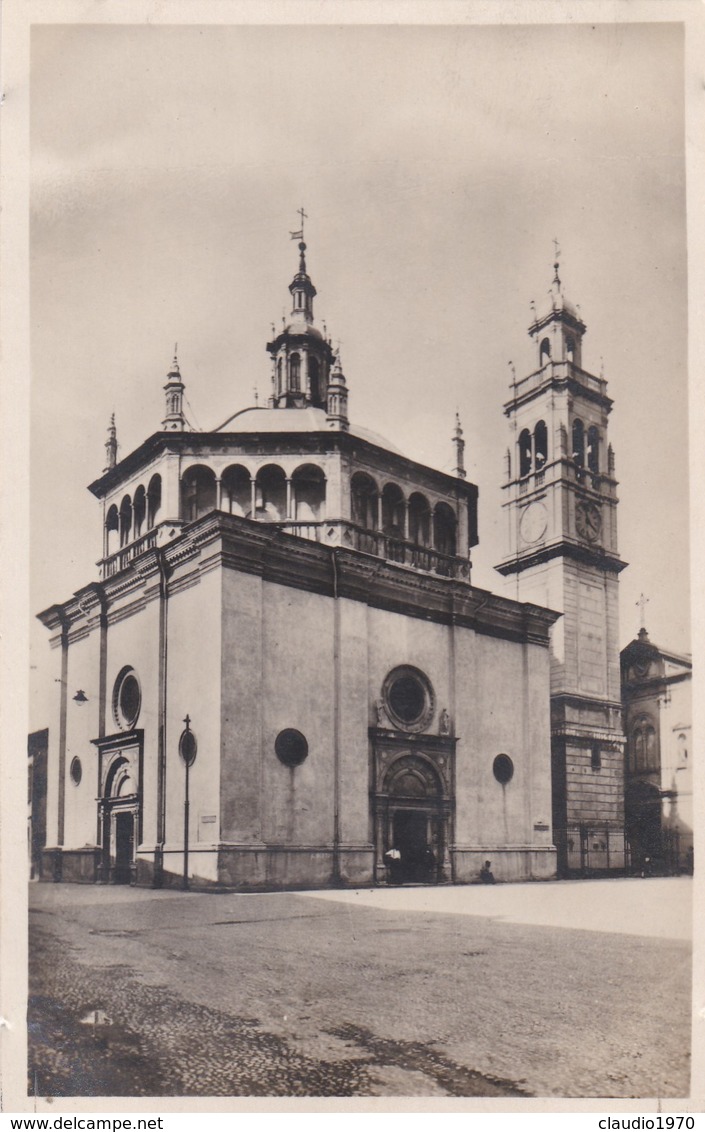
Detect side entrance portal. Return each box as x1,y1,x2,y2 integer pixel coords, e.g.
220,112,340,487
93,731,143,885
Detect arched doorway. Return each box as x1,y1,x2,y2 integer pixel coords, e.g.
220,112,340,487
625,780,662,872
376,751,451,884
97,749,141,885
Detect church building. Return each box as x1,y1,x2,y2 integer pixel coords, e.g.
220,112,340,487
37,234,560,889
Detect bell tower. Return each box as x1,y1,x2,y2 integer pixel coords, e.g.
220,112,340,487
495,254,627,875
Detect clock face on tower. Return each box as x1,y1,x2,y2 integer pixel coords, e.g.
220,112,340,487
519,501,548,545
575,501,602,543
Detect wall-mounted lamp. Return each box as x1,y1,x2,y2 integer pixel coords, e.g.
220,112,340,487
73,690,88,704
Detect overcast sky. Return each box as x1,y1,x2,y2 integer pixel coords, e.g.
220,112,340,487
29,20,689,722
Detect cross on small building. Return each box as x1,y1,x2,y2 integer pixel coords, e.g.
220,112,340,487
636,593,649,630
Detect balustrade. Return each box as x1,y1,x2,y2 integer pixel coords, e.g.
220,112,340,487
101,529,158,578
281,519,468,579
100,516,469,581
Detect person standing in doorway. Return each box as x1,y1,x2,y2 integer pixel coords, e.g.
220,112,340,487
385,846,402,885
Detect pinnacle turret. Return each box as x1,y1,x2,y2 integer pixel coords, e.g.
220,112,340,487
452,412,466,479
162,347,187,432
326,349,349,430
104,413,118,472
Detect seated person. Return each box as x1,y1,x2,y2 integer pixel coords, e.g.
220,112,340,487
479,859,496,884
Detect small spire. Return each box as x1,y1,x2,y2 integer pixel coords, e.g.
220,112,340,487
552,238,561,287
453,411,467,480
287,210,316,323
104,412,118,471
290,207,309,272
169,344,180,377
636,592,650,632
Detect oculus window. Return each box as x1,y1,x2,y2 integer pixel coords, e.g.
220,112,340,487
493,754,514,784
275,728,309,768
382,666,434,733
113,667,141,731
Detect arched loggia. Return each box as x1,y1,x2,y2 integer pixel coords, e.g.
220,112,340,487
292,464,326,521
181,465,217,522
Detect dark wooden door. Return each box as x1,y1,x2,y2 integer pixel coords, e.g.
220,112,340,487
114,812,134,884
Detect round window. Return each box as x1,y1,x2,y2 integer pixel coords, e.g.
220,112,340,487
113,667,141,730
382,666,434,732
275,728,309,768
493,754,514,784
70,756,82,786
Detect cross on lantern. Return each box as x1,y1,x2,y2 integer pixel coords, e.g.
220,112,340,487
636,593,649,630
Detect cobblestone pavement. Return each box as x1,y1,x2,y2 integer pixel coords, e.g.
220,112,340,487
28,880,692,1099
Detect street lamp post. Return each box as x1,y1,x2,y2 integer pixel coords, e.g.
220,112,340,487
178,714,197,891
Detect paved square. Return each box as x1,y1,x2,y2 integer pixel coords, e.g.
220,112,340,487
28,878,692,1098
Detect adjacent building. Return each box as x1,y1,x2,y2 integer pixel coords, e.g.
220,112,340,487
621,627,693,872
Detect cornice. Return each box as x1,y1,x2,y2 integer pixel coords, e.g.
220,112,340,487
500,462,619,502
90,728,143,753
88,426,478,506
551,725,625,750
37,512,560,648
528,308,586,337
552,691,622,709
504,369,612,416
496,539,627,576
369,728,459,749
621,670,692,695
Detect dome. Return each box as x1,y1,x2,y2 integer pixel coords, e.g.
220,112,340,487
282,319,324,340
216,405,402,455
536,266,582,325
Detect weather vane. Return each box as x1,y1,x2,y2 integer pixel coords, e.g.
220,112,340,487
290,206,309,242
